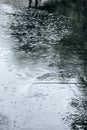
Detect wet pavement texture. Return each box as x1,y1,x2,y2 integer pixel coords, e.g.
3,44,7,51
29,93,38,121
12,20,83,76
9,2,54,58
0,1,87,130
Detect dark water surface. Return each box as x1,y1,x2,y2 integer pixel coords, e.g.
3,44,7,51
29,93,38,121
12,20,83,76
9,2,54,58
0,1,87,130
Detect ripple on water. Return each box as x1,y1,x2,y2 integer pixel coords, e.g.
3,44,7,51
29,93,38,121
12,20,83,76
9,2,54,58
0,2,87,130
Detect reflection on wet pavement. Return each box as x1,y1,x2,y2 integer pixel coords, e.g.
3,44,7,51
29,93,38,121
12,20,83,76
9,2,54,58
0,1,87,130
